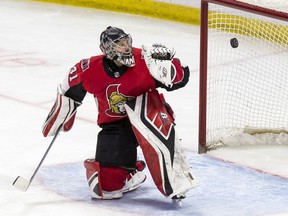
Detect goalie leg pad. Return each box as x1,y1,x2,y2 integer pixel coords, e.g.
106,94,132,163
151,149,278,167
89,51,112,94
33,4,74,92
100,166,127,192
84,159,103,199
84,159,129,199
125,90,198,198
159,93,175,121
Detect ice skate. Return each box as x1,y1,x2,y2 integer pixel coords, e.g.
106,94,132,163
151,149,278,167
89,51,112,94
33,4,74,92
123,160,146,193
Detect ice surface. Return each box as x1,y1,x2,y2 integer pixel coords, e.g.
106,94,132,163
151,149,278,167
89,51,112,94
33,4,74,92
1,1,287,216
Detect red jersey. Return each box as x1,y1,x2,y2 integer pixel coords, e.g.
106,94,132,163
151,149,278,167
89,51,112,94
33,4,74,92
64,48,155,125
61,48,187,126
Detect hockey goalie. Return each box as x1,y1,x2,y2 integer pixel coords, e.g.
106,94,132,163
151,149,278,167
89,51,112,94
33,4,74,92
42,26,196,201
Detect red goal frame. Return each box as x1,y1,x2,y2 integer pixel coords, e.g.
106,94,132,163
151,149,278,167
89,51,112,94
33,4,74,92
198,0,288,153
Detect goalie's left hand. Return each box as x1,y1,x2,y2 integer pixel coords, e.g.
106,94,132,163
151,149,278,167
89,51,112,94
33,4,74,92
146,43,175,61
142,44,176,87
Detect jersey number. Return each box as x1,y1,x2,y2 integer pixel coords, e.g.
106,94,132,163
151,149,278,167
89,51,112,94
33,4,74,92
69,66,78,82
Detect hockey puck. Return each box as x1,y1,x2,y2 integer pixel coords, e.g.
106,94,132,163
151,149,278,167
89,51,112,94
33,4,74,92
230,38,239,48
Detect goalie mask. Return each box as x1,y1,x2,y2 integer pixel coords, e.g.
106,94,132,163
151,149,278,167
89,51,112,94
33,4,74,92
100,26,135,67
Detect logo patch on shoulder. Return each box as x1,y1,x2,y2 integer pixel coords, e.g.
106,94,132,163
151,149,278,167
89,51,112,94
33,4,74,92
81,58,90,71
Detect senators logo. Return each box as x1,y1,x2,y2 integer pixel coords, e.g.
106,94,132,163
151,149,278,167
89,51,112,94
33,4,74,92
105,84,134,117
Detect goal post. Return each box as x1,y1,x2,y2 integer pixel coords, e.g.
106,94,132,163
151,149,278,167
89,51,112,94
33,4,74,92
198,0,288,153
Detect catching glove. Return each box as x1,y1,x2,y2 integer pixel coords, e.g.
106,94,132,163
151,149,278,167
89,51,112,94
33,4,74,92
142,44,176,87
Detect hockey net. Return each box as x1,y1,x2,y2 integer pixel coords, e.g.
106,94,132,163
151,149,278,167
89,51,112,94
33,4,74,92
198,0,288,153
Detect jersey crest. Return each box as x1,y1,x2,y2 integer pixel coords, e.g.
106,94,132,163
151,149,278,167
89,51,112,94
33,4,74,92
105,84,134,117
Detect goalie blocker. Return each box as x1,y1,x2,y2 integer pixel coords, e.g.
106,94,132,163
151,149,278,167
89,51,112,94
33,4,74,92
125,89,197,198
42,85,81,137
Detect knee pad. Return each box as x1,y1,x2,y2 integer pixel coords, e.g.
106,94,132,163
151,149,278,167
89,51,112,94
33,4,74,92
84,159,128,199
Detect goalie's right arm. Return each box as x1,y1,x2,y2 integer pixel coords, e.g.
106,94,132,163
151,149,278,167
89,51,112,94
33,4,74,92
42,59,89,137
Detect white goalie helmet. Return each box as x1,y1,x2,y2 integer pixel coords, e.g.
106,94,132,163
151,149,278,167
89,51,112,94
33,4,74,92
99,26,135,67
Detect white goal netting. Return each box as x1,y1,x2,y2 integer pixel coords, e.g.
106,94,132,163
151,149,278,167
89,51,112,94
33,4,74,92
204,0,288,150
239,0,288,13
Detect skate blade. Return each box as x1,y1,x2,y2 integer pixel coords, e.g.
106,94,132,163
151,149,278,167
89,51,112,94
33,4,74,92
172,198,183,207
